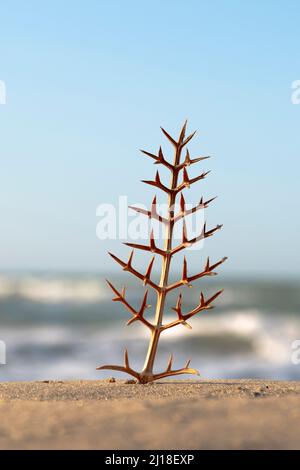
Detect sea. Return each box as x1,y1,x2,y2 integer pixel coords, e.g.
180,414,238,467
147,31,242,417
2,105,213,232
0,272,300,381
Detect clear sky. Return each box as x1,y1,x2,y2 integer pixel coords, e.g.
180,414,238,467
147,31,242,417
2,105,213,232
0,0,299,277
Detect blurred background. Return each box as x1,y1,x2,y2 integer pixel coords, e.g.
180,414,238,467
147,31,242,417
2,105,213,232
0,0,300,381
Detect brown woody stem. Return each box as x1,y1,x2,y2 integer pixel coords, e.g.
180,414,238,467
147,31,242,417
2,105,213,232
141,140,183,379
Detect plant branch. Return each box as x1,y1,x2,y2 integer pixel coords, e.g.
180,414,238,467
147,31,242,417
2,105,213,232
166,256,228,292
99,121,226,384
172,194,217,223
171,222,223,255
129,195,169,225
106,280,154,330
108,251,159,291
162,289,224,331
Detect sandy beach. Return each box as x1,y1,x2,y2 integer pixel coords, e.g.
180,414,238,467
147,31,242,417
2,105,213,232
0,379,299,450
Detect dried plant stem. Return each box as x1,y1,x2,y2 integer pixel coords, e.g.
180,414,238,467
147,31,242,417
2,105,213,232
141,144,182,379
97,121,227,383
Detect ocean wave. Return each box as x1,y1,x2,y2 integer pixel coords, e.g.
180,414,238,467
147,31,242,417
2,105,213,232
1,309,298,361
0,272,300,381
1,308,300,381
0,276,109,303
158,309,300,365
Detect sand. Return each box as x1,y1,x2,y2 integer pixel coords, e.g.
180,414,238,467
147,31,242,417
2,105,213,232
0,379,299,450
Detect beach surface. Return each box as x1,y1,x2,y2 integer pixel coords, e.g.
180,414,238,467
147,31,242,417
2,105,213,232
0,379,299,450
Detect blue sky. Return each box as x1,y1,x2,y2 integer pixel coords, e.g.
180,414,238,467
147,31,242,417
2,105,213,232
0,0,299,277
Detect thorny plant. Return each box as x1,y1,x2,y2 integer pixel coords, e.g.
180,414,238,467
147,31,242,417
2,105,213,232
97,122,227,383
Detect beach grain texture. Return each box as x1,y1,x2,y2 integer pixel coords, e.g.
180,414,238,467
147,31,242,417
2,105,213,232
0,379,299,450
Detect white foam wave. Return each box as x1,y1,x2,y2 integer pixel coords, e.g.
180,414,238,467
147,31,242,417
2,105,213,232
0,276,109,303
1,309,300,381
160,309,300,365
162,309,262,339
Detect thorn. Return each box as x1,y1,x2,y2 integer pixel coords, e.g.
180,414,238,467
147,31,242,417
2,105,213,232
144,256,155,285
182,257,188,283
155,170,161,184
185,359,191,368
106,279,119,297
206,289,224,305
141,147,172,171
124,242,150,252
204,196,217,207
143,146,172,170
181,130,196,147
209,256,228,272
124,250,134,270
180,193,185,213
184,149,191,166
180,152,211,168
157,146,166,165
140,290,149,313
150,229,156,252
141,176,169,194
151,195,157,216
166,354,173,372
178,120,188,143
172,293,183,317
182,220,188,244
205,224,223,237
160,127,177,147
177,292,183,310
183,167,190,187
140,149,159,163
127,290,150,327
190,155,211,164
124,349,130,369
128,205,148,218
108,252,126,269
189,170,211,185
205,257,210,272
106,280,125,303
124,241,165,257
